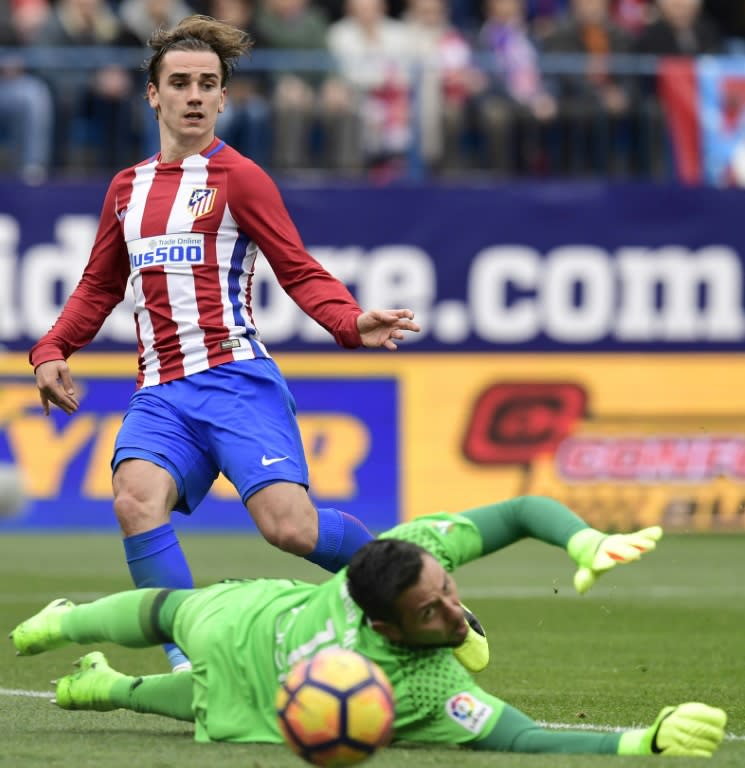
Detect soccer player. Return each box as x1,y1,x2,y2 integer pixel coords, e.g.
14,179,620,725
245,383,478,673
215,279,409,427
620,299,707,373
28,15,420,672
11,495,727,757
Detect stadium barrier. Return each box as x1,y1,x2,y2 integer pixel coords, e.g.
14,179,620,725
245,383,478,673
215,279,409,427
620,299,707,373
2,47,745,183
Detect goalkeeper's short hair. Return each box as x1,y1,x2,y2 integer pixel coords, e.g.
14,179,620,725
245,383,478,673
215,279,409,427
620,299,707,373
346,538,428,623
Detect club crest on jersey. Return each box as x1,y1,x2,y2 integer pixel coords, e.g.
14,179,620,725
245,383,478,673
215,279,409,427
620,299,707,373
187,187,217,219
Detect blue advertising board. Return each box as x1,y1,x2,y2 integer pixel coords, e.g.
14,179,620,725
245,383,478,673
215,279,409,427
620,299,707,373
1,181,744,354
0,369,399,531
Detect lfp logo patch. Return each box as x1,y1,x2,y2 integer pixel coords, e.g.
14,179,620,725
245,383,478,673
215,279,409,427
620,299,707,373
445,692,493,734
187,188,216,219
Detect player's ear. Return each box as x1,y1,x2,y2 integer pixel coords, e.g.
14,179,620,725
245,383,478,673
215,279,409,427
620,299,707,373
370,619,403,643
147,81,159,111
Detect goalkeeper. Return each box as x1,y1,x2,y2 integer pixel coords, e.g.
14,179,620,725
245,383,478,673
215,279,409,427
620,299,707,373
11,495,726,757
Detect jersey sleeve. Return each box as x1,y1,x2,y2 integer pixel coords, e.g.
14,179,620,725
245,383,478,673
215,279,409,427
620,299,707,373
29,175,131,368
391,650,504,745
226,161,363,349
379,513,484,572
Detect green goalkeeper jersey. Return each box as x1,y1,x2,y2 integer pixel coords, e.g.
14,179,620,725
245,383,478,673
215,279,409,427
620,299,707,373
173,512,504,745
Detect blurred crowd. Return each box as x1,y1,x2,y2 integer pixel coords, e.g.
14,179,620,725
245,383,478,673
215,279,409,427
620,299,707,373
0,0,743,183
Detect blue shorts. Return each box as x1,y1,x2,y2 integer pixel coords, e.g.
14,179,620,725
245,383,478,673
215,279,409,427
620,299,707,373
113,358,309,515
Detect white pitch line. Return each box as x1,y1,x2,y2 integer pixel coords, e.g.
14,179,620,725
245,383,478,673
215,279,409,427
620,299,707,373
458,585,745,599
0,688,53,699
537,721,624,732
0,687,742,741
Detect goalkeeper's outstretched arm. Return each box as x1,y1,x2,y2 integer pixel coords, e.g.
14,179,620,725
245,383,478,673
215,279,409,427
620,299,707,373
457,496,661,594
469,699,727,757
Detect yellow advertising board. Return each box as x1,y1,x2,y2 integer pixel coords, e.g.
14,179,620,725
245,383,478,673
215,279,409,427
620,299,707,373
264,353,745,531
3,353,745,531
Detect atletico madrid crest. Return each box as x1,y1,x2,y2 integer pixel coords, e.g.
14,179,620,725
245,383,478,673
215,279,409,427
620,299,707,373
188,187,217,219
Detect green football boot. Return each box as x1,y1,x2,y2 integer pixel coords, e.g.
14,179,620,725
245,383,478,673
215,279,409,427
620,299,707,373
53,651,125,711
10,598,75,656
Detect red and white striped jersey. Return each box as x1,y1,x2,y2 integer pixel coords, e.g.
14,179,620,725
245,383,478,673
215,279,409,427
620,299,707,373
30,139,363,388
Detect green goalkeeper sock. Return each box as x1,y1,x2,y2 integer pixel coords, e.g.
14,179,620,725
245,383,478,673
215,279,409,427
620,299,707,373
111,672,194,721
60,589,192,647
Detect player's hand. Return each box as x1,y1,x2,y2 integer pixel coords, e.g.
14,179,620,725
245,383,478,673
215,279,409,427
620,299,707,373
35,360,79,416
641,702,727,757
357,309,421,351
567,526,663,594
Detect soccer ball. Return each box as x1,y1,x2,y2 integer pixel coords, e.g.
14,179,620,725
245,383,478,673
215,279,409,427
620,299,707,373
275,648,395,767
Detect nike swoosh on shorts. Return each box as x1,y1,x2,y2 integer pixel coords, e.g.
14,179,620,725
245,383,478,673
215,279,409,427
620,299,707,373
261,455,289,466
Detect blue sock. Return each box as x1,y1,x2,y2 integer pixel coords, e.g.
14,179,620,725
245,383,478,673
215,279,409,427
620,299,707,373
123,523,194,669
304,508,373,573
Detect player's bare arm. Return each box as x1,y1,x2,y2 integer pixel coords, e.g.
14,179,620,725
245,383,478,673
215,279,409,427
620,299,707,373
34,360,79,416
357,309,421,350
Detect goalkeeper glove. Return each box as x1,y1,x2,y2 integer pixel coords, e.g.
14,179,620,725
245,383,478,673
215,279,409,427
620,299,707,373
567,526,663,594
618,702,727,757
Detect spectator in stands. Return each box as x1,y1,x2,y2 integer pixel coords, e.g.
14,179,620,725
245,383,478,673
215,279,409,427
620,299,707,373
703,0,745,45
448,0,483,36
319,0,408,19
524,0,568,40
33,0,142,171
120,0,195,46
477,0,559,174
633,0,722,179
205,0,272,166
255,0,358,172
327,0,410,176
542,0,635,176
0,0,54,183
525,1,652,44
401,0,486,174
610,0,653,35
634,0,721,55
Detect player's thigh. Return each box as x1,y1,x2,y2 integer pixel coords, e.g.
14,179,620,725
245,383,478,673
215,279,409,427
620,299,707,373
201,359,310,502
114,385,219,516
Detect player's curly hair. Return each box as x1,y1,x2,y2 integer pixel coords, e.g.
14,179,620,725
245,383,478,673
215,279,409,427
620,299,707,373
145,14,253,87
346,539,427,624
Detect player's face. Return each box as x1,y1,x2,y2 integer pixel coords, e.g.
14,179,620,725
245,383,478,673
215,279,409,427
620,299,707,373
385,555,468,648
147,50,226,148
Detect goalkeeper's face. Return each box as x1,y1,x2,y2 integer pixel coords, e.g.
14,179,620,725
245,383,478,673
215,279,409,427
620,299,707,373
375,554,469,649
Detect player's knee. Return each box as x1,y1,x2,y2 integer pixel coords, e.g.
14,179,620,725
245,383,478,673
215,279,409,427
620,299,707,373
113,490,168,536
267,523,315,554
259,512,316,555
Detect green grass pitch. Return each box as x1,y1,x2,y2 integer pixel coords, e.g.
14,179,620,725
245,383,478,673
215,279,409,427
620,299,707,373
1,531,743,768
